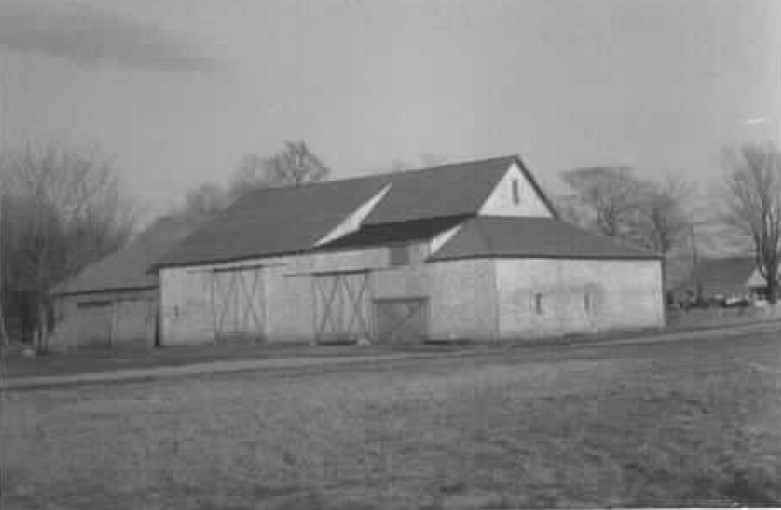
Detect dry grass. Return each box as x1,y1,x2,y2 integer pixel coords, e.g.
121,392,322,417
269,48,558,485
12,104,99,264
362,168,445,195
1,337,780,509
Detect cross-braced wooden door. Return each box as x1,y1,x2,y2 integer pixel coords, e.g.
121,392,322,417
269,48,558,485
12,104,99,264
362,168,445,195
374,298,429,344
312,271,371,343
211,266,265,343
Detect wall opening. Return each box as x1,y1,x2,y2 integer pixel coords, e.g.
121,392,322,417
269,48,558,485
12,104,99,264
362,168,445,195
374,297,429,344
389,244,409,266
534,293,544,314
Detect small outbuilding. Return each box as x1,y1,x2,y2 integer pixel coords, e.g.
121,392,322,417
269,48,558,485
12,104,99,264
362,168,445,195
152,155,665,345
50,215,204,348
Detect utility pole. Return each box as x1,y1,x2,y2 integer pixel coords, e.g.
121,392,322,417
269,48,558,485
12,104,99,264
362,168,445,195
690,222,701,302
0,194,7,348
0,43,8,350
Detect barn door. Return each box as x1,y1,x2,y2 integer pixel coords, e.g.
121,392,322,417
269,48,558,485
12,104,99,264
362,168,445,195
211,266,265,343
313,272,371,343
76,301,113,348
374,298,429,344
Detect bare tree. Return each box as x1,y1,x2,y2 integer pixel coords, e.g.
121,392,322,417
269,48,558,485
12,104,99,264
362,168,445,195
550,193,595,229
626,175,694,306
561,166,643,238
0,141,136,350
230,140,329,198
721,143,781,304
631,175,693,255
183,182,230,217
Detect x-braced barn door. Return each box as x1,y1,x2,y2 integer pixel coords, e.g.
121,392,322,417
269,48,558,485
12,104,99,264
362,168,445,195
211,265,265,343
312,271,371,344
374,298,429,344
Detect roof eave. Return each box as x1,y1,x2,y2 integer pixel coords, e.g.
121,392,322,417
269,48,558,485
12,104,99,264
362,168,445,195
150,248,311,273
51,284,158,297
427,253,663,263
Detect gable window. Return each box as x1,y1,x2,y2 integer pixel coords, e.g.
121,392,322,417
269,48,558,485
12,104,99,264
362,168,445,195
584,293,591,312
389,244,409,266
534,293,544,314
512,179,520,205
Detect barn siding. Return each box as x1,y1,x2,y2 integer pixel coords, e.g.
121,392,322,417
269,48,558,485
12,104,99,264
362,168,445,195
159,244,441,345
427,259,499,341
496,258,664,339
159,268,216,344
159,252,662,345
51,289,158,349
264,267,314,343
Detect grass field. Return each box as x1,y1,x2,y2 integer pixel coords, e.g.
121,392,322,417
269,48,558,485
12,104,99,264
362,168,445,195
3,341,466,379
1,333,780,509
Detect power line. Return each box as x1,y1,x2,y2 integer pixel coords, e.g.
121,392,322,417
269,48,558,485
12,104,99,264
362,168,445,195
0,47,9,510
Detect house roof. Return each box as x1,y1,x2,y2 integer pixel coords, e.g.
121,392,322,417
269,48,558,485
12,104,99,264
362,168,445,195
153,155,548,269
675,256,755,295
746,263,774,289
51,215,205,296
430,216,660,261
316,216,466,252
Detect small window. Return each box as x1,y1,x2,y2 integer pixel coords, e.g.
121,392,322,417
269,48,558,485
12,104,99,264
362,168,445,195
389,244,409,266
584,293,590,312
534,293,544,314
512,180,520,205
77,300,112,309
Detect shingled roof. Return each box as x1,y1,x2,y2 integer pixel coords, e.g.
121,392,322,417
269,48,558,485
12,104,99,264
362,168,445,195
51,215,205,296
153,155,547,268
430,217,659,261
316,217,467,252
677,256,755,296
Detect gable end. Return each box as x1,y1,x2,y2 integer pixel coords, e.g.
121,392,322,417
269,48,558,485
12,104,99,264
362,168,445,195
478,157,559,219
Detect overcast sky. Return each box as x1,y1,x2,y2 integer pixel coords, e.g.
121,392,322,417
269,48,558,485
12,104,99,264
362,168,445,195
0,0,778,222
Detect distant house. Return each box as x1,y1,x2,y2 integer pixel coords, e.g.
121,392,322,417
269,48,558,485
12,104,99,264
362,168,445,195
746,264,781,299
150,155,664,345
49,215,204,348
674,256,755,301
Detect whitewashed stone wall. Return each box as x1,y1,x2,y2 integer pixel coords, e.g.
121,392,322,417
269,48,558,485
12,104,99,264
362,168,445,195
496,258,664,339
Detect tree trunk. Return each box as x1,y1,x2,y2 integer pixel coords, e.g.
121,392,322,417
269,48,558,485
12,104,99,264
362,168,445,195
36,302,49,354
767,265,778,304
661,257,668,321
0,301,9,347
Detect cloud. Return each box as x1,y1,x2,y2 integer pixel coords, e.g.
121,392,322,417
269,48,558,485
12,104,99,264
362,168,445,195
0,3,217,72
745,117,766,125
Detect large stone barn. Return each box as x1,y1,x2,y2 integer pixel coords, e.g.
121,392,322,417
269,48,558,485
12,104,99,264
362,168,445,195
152,155,664,345
50,215,204,348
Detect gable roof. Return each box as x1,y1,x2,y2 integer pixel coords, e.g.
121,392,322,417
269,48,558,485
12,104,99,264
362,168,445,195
316,216,467,252
153,155,545,269
51,215,206,296
430,216,659,261
675,256,755,295
746,262,774,289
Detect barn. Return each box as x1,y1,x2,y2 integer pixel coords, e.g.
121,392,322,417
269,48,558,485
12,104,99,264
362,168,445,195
152,155,664,345
50,215,204,348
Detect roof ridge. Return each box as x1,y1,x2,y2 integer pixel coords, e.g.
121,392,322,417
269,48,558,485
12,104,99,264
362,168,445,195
238,154,519,199
355,154,517,180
